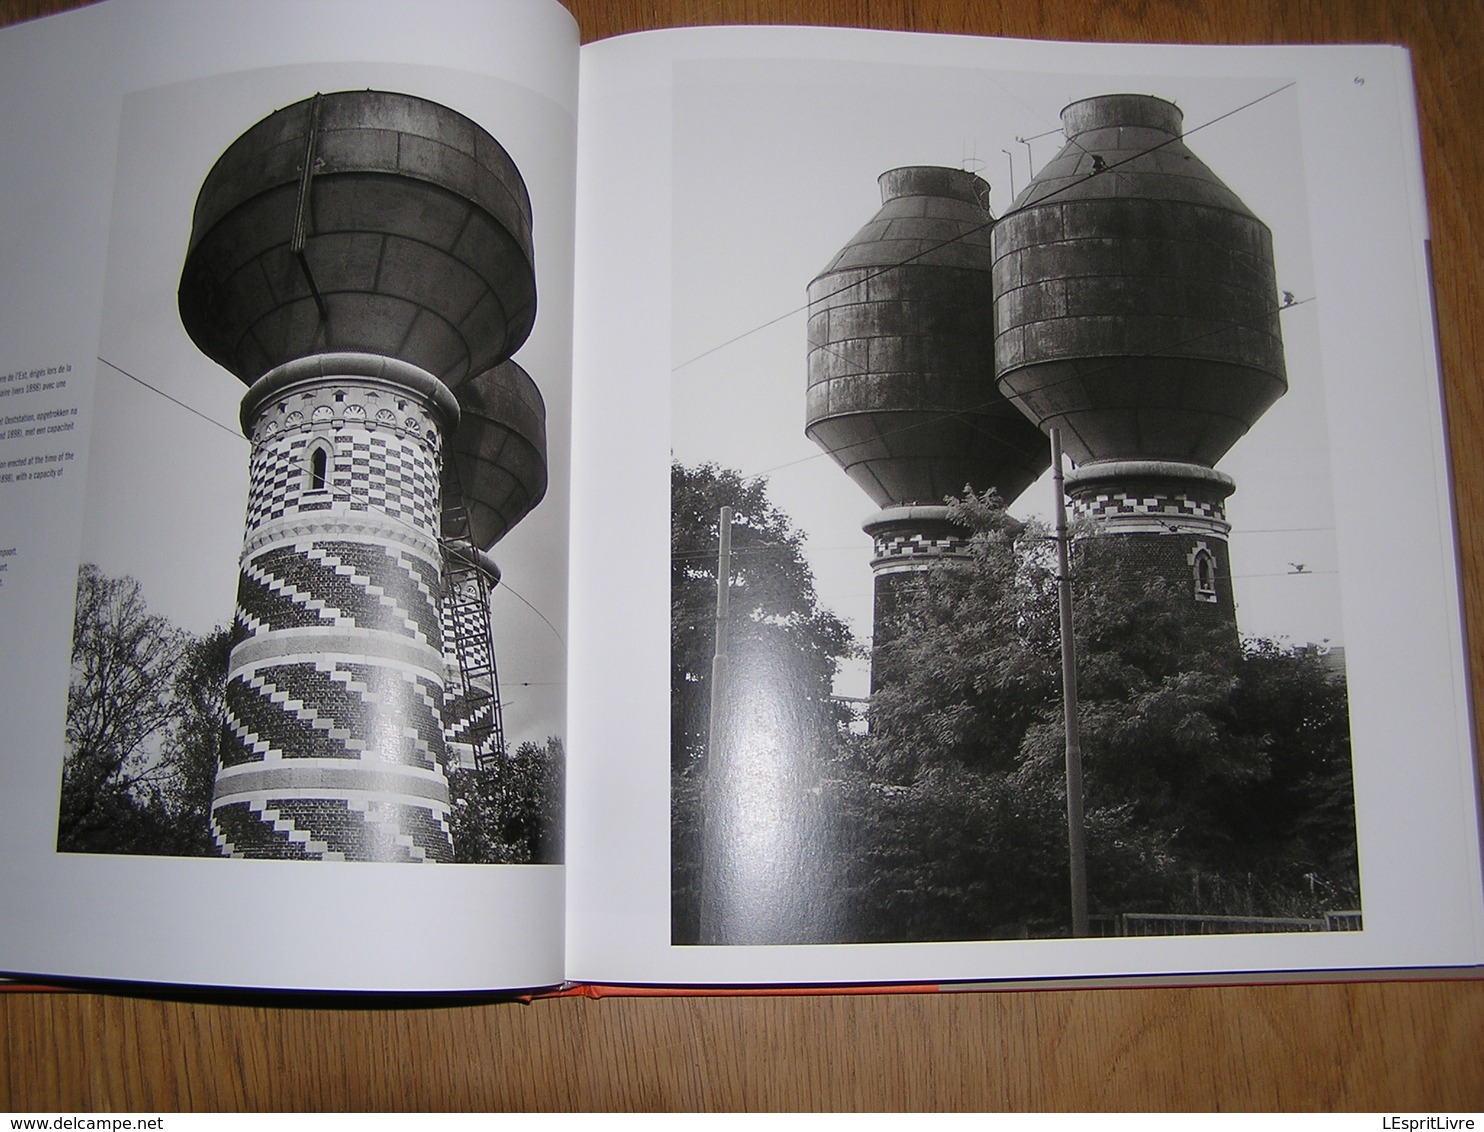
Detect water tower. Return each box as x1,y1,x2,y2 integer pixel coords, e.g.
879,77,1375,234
179,90,545,861
440,359,547,769
806,166,1050,682
992,94,1287,630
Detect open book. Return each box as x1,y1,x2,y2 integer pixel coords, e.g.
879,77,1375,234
0,0,1479,994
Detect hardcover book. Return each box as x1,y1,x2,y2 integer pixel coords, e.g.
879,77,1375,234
0,0,1478,993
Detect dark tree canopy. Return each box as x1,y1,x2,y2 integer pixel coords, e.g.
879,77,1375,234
851,490,1359,939
62,564,566,863
159,624,233,855
669,477,1358,944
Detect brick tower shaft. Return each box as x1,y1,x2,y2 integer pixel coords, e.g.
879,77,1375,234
211,353,460,861
1065,460,1238,642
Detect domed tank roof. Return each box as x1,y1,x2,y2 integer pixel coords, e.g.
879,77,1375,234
441,360,547,551
805,166,1049,510
179,89,536,389
1015,95,1253,212
992,93,1286,468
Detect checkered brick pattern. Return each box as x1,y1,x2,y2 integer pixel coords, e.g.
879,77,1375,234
244,435,309,529
235,540,442,647
211,796,454,863
244,432,440,531
444,694,496,763
1073,490,1227,523
442,589,494,673
871,530,974,564
335,433,440,527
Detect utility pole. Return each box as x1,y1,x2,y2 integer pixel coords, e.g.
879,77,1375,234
698,506,733,944
707,506,733,759
1050,429,1089,937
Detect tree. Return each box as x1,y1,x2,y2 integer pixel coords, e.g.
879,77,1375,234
670,461,853,771
855,489,1358,938
447,737,564,864
158,625,234,856
670,461,856,943
60,564,192,853
864,491,1061,781
59,565,233,856
60,564,577,864
1221,640,1358,906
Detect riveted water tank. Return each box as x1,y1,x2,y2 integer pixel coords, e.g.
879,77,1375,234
992,94,1286,467
442,360,547,550
179,89,536,390
806,166,1049,509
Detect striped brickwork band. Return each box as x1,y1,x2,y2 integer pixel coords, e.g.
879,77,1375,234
211,355,458,862
869,528,977,576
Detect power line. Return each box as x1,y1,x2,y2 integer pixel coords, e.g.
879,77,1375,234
675,81,1296,377
1230,526,1336,535
96,354,568,652
752,294,1311,483
741,93,1305,484
494,577,566,649
1232,569,1338,579
97,356,245,441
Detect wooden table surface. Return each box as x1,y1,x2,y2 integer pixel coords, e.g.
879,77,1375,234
2,0,1482,1113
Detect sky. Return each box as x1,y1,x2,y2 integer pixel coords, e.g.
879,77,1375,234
75,52,1347,728
667,57,1342,700
81,59,576,748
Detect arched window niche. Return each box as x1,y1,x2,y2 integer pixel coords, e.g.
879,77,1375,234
1189,542,1219,604
306,440,331,493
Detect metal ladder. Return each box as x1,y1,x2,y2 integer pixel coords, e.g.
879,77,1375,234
439,472,507,773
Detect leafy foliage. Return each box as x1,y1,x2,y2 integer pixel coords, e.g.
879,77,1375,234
669,475,1360,943
62,564,567,864
670,462,856,943
59,565,226,856
671,461,854,773
821,757,1181,941
850,490,1360,938
447,737,565,864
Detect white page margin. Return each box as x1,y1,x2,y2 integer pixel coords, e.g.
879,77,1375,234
0,0,580,994
565,27,1484,986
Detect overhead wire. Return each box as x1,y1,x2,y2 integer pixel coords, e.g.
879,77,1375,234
754,84,1306,483
677,80,1298,379
92,353,569,657
757,293,1311,483
99,81,1325,664
98,356,246,441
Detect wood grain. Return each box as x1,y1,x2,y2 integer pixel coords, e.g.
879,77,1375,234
2,0,1482,1112
3,981,1484,1110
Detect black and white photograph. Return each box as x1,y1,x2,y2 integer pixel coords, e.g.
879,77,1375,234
669,59,1360,945
59,63,573,865
2,0,1478,1005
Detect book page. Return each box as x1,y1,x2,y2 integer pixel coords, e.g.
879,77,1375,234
566,26,1484,985
0,0,578,992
